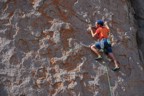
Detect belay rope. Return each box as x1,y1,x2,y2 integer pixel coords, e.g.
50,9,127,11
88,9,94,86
106,65,113,96
96,60,113,96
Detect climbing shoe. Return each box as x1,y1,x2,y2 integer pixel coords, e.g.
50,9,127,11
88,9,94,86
112,67,120,71
95,56,102,60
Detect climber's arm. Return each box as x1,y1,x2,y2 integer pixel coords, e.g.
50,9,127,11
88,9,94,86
90,29,95,37
89,27,97,37
104,21,110,30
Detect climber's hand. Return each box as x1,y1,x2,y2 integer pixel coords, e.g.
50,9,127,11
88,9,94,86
87,25,92,32
104,21,108,25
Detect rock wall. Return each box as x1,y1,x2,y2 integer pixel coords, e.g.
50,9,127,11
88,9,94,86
130,0,144,62
0,0,144,96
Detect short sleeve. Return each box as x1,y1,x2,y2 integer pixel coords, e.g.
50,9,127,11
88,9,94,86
106,28,110,33
95,28,101,35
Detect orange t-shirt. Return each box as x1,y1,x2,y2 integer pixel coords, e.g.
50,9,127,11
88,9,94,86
95,27,110,40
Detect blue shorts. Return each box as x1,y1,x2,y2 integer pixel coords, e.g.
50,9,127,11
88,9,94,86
95,39,112,54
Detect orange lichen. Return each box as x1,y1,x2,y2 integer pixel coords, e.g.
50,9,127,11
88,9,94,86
50,58,56,65
53,82,63,89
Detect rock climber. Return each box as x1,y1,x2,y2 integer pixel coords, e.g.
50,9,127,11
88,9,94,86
89,20,120,71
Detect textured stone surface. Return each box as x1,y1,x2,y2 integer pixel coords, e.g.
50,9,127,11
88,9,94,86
130,0,144,62
0,0,144,96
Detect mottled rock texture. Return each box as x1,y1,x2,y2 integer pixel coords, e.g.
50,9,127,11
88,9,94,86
130,0,144,62
0,0,144,96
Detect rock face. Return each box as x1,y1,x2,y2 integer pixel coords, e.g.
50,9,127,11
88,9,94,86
130,0,144,61
0,0,144,96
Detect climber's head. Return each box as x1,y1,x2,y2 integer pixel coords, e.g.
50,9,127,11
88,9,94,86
95,20,104,27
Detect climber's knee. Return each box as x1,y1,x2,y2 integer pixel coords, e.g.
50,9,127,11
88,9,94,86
90,45,95,50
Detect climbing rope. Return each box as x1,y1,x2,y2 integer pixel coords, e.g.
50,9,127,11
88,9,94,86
96,60,113,96
105,65,113,96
